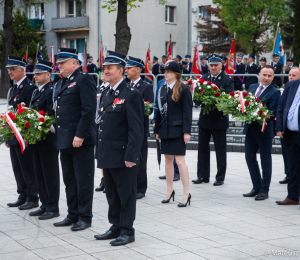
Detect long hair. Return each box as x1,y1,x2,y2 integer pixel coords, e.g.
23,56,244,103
171,72,184,102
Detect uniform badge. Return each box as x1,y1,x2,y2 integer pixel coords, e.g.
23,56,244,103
112,103,117,110
115,90,119,96
68,82,76,88
70,76,74,80
114,98,125,105
101,107,103,112
218,76,221,80
19,85,23,90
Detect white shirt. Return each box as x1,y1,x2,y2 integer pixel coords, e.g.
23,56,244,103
130,77,141,87
67,70,75,79
287,84,300,131
167,81,176,90
111,78,123,91
16,76,26,87
255,85,269,97
211,71,222,80
249,62,253,67
38,81,50,92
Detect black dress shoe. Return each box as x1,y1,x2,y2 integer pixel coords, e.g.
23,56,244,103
213,180,224,186
38,212,60,220
103,188,106,193
71,220,91,231
7,198,26,207
95,177,105,192
159,175,166,179
279,176,289,184
243,189,260,197
192,178,209,184
53,218,76,227
110,235,135,246
29,208,45,216
18,202,39,210
136,193,145,199
255,193,268,201
173,174,180,181
94,230,120,240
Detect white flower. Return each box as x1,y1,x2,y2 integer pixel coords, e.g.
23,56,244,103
38,126,42,129
17,127,21,132
257,117,261,120
203,81,208,85
206,86,211,89
222,92,225,95
8,106,13,109
39,122,43,125
21,102,25,106
235,94,239,98
199,87,202,89
228,96,231,99
238,104,241,108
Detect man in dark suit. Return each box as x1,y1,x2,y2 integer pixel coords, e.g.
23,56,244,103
185,55,193,73
5,56,39,210
243,65,280,200
152,56,160,76
271,53,283,87
125,56,154,199
222,56,227,71
244,55,259,90
192,54,234,186
276,78,300,205
26,57,34,81
28,59,60,220
200,57,209,75
175,55,182,72
87,56,97,83
234,53,245,91
257,57,266,74
53,48,97,231
94,51,144,246
182,61,189,74
283,57,294,85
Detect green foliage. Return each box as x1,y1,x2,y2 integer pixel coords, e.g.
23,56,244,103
0,9,48,65
292,0,300,65
213,0,288,56
102,0,168,13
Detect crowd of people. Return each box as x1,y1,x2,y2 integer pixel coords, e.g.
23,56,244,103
3,48,300,246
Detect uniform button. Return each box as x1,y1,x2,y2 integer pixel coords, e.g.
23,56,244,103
58,97,60,99
100,120,103,123
100,130,102,132
57,116,59,118
58,126,60,128
99,139,101,142
58,106,60,108
123,146,125,148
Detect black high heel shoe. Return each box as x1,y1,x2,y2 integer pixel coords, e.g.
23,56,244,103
161,190,175,203
177,193,191,207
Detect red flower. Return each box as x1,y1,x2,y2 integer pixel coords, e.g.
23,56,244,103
199,78,205,84
39,118,45,123
18,108,25,114
39,110,46,116
214,86,218,91
0,115,3,118
199,89,203,96
215,92,220,97
17,104,22,109
8,113,15,120
186,79,192,84
24,122,30,128
243,92,248,97
206,81,212,85
147,100,150,104
258,110,263,116
1,124,5,128
230,91,235,96
256,98,260,102
245,101,250,106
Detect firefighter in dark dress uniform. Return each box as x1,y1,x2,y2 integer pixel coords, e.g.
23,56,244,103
234,53,245,91
5,56,39,210
257,57,267,74
244,55,259,90
28,59,60,220
271,53,283,87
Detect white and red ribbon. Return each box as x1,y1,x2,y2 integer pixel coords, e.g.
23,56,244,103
259,103,268,133
238,92,245,113
4,111,25,153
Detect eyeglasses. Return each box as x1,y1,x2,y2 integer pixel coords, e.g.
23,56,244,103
7,68,20,72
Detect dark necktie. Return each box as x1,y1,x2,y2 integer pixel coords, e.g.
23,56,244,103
109,88,114,96
10,84,17,99
256,86,264,98
131,82,135,87
212,77,216,82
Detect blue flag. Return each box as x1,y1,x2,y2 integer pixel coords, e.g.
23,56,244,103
37,50,43,60
273,27,284,64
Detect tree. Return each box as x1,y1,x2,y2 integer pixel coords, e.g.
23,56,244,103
102,0,167,54
195,6,246,55
213,0,288,56
280,0,295,49
292,0,300,64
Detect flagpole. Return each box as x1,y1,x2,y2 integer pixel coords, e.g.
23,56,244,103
271,22,279,63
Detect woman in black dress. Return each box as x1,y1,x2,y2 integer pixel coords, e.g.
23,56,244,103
154,61,192,207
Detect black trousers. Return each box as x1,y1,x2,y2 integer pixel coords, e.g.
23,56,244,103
285,130,300,201
60,145,95,223
280,138,289,176
137,137,148,194
245,133,273,193
234,84,243,91
197,127,227,181
103,166,137,236
32,149,60,213
10,145,38,203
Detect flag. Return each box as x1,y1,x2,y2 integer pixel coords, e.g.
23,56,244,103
98,37,104,77
191,44,201,79
50,46,54,64
273,25,284,64
23,46,28,62
145,47,153,84
37,50,43,60
166,34,172,61
83,38,87,72
224,39,235,76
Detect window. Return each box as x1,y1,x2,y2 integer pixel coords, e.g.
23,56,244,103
67,0,86,17
68,39,85,54
165,6,175,23
198,6,211,20
165,42,175,56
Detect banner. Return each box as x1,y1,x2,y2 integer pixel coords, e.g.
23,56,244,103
225,39,235,76
145,47,153,84
191,44,201,79
82,38,87,72
273,25,284,64
166,35,172,61
23,46,28,62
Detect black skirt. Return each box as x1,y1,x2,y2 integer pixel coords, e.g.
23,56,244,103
161,137,186,155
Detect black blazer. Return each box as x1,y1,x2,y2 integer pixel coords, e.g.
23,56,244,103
154,83,192,139
271,62,283,87
29,81,56,151
283,67,291,85
234,63,245,86
198,71,234,130
201,64,209,75
243,83,280,138
276,79,300,138
7,77,37,146
244,63,259,87
96,80,144,168
54,69,97,150
152,63,160,76
134,78,154,137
